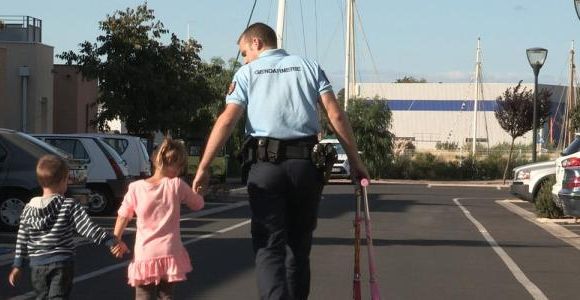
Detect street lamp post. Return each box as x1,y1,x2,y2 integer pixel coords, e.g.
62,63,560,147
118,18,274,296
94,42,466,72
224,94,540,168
526,47,548,162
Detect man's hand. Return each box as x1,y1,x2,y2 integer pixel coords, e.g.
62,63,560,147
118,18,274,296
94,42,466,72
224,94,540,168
8,267,21,287
111,239,130,258
192,169,211,195
350,160,370,183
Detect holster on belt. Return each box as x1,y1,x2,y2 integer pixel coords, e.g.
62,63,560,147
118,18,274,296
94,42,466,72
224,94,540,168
311,143,338,183
237,136,257,168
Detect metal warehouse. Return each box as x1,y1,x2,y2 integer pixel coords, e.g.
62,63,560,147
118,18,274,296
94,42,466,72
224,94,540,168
355,82,568,150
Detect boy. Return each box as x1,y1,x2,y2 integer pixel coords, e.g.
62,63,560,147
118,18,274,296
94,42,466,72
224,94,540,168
8,154,127,299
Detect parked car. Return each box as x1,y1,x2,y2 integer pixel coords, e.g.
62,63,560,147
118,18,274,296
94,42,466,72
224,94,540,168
319,138,350,179
185,140,228,184
511,133,580,203
79,133,151,178
0,129,89,231
33,134,131,215
552,134,580,208
510,160,555,202
556,165,580,216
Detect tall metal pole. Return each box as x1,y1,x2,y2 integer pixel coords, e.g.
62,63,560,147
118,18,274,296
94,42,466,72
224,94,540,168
532,67,539,162
567,41,576,146
276,0,286,49
472,38,482,157
344,0,353,110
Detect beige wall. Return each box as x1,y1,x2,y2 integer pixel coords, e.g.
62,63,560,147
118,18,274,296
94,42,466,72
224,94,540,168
0,42,53,133
358,82,567,150
53,65,98,133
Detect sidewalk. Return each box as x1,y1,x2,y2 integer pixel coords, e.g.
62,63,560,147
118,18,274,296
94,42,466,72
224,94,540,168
499,198,580,248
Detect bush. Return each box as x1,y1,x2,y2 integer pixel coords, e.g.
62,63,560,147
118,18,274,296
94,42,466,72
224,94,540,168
435,141,458,150
385,152,533,180
534,176,563,218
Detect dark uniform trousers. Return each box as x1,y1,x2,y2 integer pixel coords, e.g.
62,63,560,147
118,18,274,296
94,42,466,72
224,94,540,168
247,158,324,300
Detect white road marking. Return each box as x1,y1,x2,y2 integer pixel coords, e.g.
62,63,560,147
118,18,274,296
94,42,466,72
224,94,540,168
454,198,548,300
7,200,251,300
8,219,251,300
428,183,506,189
0,201,250,267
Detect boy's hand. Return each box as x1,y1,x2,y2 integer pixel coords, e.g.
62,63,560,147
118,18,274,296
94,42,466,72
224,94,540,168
110,240,130,258
9,267,21,287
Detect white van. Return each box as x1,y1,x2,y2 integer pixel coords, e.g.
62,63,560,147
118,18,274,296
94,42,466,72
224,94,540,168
84,133,151,178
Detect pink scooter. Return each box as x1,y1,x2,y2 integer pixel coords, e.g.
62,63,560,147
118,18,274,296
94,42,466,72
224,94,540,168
353,178,381,300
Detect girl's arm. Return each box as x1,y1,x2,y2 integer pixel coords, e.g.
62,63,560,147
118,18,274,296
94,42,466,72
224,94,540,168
113,216,130,239
111,216,131,258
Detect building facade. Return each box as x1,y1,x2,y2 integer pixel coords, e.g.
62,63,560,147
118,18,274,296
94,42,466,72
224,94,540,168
356,82,568,150
53,65,98,133
0,16,53,133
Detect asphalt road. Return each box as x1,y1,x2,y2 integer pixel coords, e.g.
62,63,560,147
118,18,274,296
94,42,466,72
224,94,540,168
2,182,580,299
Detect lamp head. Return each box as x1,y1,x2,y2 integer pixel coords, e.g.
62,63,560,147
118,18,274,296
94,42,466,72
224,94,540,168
526,48,548,74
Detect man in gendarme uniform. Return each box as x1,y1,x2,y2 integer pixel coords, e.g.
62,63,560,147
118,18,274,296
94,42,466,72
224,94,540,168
193,22,369,300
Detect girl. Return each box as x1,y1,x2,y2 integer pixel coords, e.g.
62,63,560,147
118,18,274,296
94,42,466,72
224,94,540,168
113,138,204,299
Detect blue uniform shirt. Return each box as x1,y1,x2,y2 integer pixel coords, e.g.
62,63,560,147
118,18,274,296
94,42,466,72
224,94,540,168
226,49,333,139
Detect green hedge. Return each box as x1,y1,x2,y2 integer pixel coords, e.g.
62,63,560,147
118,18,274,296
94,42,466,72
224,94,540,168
385,153,537,180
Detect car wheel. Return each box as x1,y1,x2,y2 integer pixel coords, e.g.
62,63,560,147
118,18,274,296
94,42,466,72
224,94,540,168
533,179,550,203
87,187,114,216
0,192,27,231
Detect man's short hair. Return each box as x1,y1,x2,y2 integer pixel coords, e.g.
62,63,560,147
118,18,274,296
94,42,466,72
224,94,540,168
238,22,277,48
36,155,69,189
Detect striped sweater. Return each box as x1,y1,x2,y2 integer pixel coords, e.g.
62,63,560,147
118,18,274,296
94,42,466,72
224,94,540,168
13,194,116,268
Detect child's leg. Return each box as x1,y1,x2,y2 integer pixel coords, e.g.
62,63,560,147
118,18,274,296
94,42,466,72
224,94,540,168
31,261,74,299
135,284,156,300
48,261,74,299
31,265,50,299
157,280,176,300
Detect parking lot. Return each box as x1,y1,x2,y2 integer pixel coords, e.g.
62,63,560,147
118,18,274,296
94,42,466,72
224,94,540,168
3,182,580,299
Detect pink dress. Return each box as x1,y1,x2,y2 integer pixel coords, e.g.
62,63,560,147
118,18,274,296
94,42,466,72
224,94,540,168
118,177,204,286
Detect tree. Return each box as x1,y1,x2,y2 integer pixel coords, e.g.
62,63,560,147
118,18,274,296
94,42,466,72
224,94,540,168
58,4,215,136
395,76,427,83
347,99,394,178
495,81,551,181
569,102,580,133
325,93,393,178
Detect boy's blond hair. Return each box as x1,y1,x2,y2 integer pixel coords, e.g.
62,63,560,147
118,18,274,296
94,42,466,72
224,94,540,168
36,155,69,189
153,138,187,172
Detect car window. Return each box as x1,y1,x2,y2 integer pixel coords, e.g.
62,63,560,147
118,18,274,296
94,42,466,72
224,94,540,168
189,145,202,156
562,137,580,156
96,139,127,166
102,138,128,155
333,143,346,155
0,144,6,162
18,133,71,158
139,139,150,161
44,138,89,160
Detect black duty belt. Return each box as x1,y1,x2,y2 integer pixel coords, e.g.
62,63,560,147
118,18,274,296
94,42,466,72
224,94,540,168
256,136,317,162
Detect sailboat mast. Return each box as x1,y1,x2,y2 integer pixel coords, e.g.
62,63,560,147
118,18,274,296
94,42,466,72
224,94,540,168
567,41,576,146
472,38,482,156
276,0,286,49
344,0,354,110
